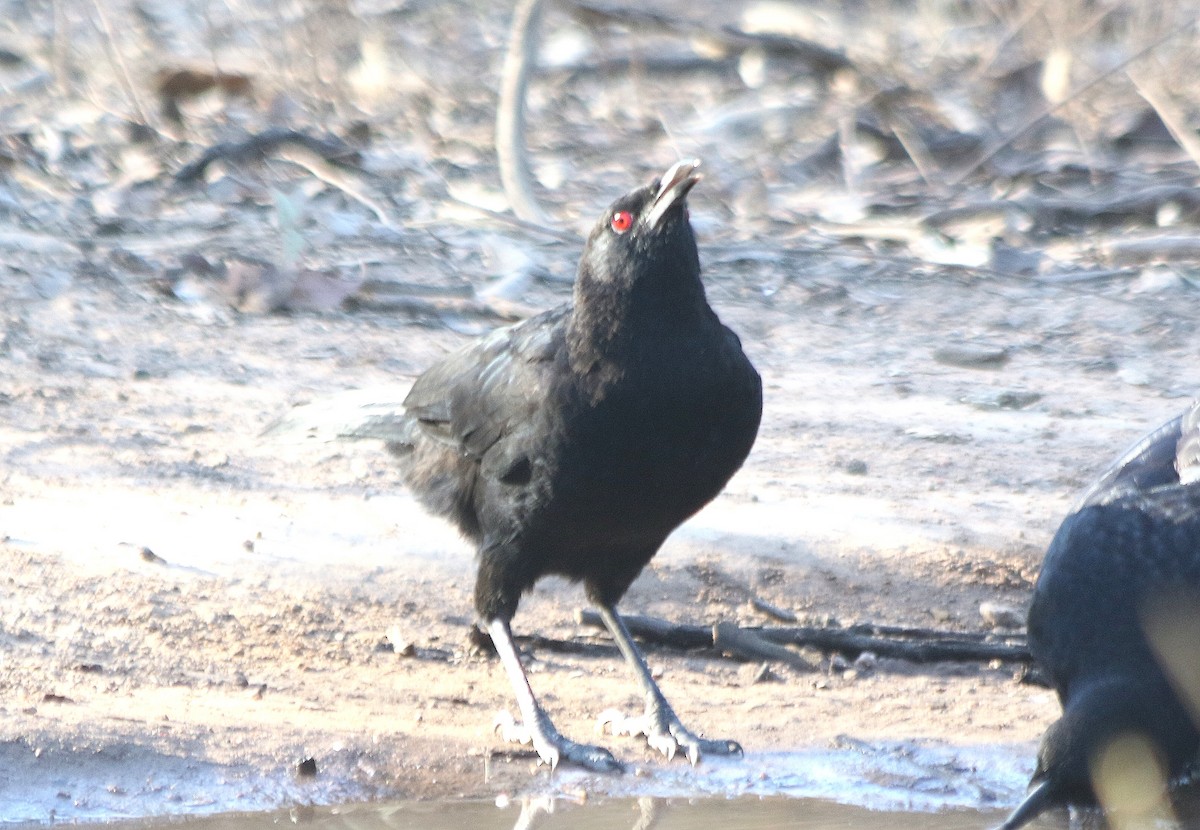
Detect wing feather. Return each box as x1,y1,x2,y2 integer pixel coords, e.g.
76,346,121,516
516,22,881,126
402,306,568,459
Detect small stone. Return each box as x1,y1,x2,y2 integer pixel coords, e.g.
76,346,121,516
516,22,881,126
843,459,868,476
385,625,417,657
980,601,1024,629
296,757,318,778
965,390,1042,411
140,547,167,564
1117,365,1152,387
1131,266,1183,294
993,390,1042,410
906,426,970,444
854,651,878,673
933,344,1010,369
740,662,780,684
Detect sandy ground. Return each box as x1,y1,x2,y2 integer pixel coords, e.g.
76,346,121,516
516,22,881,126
2,248,1196,820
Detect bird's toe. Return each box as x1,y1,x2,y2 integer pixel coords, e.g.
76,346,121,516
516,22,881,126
599,708,679,759
559,740,624,773
692,735,743,757
654,710,742,765
647,730,679,761
599,706,738,765
497,709,622,772
673,731,742,765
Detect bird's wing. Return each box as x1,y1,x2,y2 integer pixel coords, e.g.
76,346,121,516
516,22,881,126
1072,411,1185,510
402,305,569,460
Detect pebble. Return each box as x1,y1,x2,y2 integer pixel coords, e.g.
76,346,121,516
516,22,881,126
979,601,1024,629
932,345,1010,369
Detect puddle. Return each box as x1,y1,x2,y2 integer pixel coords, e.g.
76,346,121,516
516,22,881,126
594,742,1033,812
0,740,1033,826
21,796,1015,830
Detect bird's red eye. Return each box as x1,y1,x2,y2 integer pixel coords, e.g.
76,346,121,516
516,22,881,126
610,210,633,234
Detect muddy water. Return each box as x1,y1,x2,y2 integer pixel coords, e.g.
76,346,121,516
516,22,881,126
86,797,1014,830
1,743,1045,830
0,741,1034,826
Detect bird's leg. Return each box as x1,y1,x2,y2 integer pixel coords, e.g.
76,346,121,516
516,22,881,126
487,618,623,772
596,603,742,764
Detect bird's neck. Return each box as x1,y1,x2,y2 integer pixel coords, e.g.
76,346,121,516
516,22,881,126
566,267,713,374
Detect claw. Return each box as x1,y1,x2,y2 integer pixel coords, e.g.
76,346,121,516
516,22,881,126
598,706,739,765
497,709,621,772
650,732,677,761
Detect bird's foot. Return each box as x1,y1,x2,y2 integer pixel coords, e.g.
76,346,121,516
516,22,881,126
494,710,624,773
598,706,742,765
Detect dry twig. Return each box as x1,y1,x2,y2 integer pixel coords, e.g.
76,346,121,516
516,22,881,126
576,610,1030,664
950,15,1200,186
1128,70,1200,172
88,0,152,127
496,0,551,225
174,128,362,184
713,621,815,671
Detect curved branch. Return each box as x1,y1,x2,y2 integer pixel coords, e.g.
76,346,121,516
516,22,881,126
496,0,552,225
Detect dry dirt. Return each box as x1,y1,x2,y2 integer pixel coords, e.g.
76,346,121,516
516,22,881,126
2,0,1200,823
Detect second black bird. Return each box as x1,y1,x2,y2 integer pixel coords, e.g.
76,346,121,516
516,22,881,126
356,160,762,770
999,400,1200,829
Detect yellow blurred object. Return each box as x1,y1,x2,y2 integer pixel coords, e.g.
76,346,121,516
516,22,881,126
1090,731,1174,829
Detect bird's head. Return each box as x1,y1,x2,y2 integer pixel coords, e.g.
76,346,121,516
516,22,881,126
997,678,1194,830
574,159,703,305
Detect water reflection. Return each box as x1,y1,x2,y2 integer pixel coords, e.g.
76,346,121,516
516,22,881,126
85,796,1013,830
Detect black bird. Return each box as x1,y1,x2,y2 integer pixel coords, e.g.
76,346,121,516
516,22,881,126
999,400,1200,829
330,160,761,770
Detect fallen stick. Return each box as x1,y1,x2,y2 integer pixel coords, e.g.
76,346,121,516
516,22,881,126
174,128,361,184
948,15,1200,186
576,610,1030,664
713,621,815,671
516,633,619,659
496,0,551,225
840,621,1026,644
575,609,711,649
756,626,1029,663
563,0,851,75
750,595,798,623
347,291,531,321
